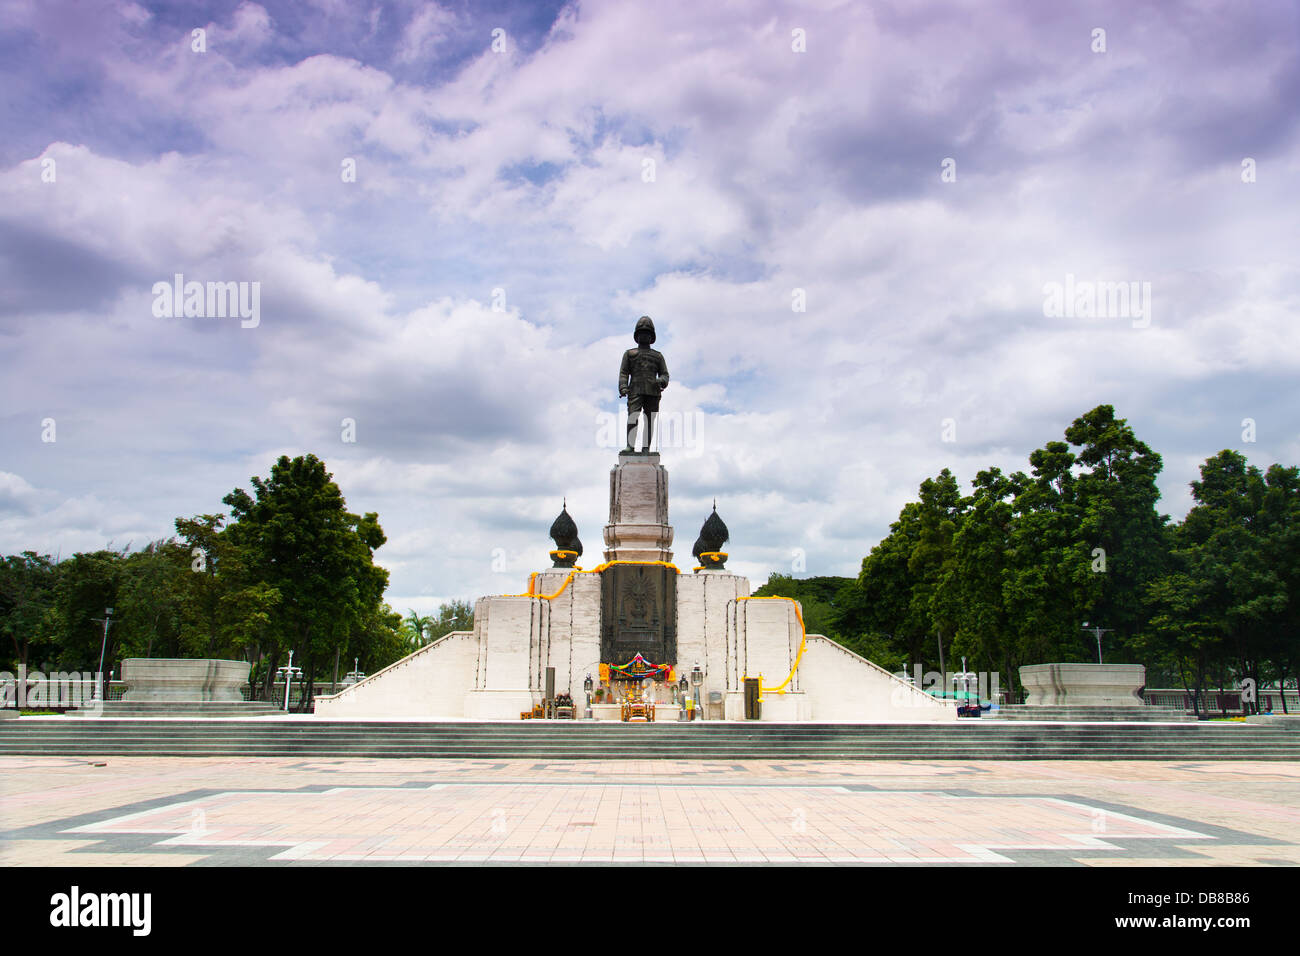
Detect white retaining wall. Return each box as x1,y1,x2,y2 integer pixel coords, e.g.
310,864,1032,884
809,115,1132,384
313,631,475,718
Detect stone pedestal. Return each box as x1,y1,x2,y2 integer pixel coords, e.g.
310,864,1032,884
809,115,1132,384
121,658,249,702
1019,663,1146,706
603,452,673,562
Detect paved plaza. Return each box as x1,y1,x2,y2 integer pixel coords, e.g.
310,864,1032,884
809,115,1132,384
2,756,1298,866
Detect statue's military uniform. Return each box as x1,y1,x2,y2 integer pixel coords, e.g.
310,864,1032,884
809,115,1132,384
619,316,669,451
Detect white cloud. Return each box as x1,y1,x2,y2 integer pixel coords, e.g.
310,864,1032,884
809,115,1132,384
1,0,1297,605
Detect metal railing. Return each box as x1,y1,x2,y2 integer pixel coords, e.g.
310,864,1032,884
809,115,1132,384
1,677,360,712
1142,687,1299,716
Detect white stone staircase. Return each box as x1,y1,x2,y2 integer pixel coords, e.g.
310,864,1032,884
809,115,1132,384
313,631,475,718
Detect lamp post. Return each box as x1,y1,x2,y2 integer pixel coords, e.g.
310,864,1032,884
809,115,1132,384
953,656,977,715
344,658,365,685
690,661,704,721
583,673,594,720
277,650,302,713
91,607,113,700
1081,623,1113,664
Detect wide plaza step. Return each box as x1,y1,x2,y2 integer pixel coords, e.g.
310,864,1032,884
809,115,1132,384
989,705,1196,722
78,701,283,717
1,718,1297,760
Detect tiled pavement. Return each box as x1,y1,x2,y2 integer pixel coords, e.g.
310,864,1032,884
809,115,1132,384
2,756,1298,865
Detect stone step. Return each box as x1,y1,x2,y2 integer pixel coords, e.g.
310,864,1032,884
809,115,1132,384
2,725,1277,738
2,746,1294,759
0,720,1270,736
989,706,1196,722
80,702,283,717
2,719,1297,760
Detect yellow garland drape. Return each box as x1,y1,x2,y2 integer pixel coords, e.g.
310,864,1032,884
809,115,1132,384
505,560,680,600
501,565,807,696
736,596,807,695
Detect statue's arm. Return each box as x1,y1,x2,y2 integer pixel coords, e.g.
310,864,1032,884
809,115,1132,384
657,353,669,389
618,351,630,396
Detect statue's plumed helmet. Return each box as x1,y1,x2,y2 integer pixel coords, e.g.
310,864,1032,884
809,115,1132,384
634,315,656,344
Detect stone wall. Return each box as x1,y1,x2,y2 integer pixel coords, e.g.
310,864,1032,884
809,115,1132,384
532,569,603,696
677,570,747,718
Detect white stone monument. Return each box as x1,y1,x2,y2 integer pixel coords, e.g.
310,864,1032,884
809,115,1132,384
316,452,952,723
315,316,952,723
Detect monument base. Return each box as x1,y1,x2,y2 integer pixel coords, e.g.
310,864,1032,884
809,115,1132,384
1020,663,1146,706
464,689,536,720
121,658,250,703
603,453,673,563
724,691,811,721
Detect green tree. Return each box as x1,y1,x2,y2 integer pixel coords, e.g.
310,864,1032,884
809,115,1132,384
352,603,410,674
841,469,965,675
910,469,965,674
114,540,188,659
0,552,59,671
425,600,475,643
1001,439,1093,669
171,515,281,663
752,575,851,645
1065,405,1169,656
1148,451,1300,714
941,468,1020,698
404,610,431,647
47,550,125,682
223,454,388,708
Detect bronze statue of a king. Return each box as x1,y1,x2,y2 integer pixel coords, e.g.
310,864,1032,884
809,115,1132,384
618,315,669,452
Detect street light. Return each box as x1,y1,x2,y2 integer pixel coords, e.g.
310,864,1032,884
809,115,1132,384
953,656,977,715
277,650,302,713
690,662,704,721
1081,622,1113,664
91,607,113,700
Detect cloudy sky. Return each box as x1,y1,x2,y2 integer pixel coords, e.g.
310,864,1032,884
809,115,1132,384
1,0,1297,613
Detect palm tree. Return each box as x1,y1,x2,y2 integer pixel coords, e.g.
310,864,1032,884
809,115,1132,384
404,610,430,647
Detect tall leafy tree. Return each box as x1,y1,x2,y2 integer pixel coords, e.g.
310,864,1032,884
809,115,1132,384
1149,451,1300,713
114,540,188,659
48,550,125,683
404,610,431,647
0,551,59,671
911,469,965,673
1065,405,1169,655
223,454,388,708
1003,440,1086,665
941,468,1020,696
843,469,965,674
